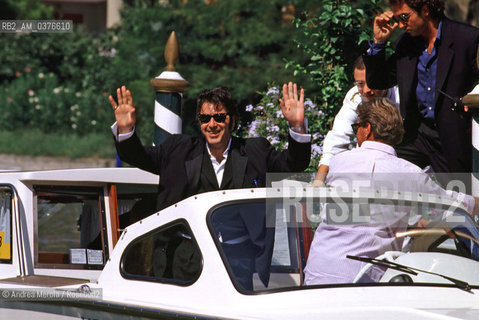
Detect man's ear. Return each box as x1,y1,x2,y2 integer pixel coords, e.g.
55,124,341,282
229,115,237,132
365,122,374,140
421,4,429,18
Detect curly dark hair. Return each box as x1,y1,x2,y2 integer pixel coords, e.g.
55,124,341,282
389,0,445,20
196,86,239,131
357,97,404,146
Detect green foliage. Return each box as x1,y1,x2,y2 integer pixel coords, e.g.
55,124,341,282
0,130,115,158
0,28,118,135
0,0,316,149
0,0,388,164
0,0,53,19
244,0,384,171
286,0,382,138
114,0,315,111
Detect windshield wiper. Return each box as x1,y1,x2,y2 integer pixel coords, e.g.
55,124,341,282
347,255,473,293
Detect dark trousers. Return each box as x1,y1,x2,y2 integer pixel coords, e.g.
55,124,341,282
396,121,470,191
396,121,448,172
222,240,257,291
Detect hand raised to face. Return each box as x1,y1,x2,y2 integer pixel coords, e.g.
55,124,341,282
373,10,397,43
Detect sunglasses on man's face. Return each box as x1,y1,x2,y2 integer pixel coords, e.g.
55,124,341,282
351,122,362,135
198,113,229,124
393,12,413,24
354,81,366,89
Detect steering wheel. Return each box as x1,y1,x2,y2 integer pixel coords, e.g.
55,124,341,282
396,227,478,259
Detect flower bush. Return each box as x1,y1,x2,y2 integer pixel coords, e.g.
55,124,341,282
0,66,110,135
245,1,383,173
0,26,123,137
245,85,325,172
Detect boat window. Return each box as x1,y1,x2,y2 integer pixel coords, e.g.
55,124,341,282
209,199,312,292
34,186,107,269
209,195,479,292
115,183,158,228
0,187,12,264
120,220,202,285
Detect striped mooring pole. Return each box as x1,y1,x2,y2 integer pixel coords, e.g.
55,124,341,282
150,31,189,146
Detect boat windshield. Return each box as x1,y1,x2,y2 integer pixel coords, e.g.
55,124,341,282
208,193,479,293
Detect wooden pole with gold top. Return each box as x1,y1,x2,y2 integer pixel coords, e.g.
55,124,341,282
150,31,189,146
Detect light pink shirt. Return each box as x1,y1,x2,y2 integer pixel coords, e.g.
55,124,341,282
304,141,475,285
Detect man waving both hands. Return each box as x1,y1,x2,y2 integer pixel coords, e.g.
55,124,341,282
109,83,311,211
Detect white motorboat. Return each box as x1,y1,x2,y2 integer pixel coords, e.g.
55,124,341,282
0,168,479,319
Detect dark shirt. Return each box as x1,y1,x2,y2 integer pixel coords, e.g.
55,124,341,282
416,21,442,120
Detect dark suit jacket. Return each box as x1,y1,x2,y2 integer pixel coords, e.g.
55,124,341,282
116,133,311,210
363,18,479,172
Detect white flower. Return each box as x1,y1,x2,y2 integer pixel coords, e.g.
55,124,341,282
267,136,280,145
38,73,44,79
70,104,79,111
266,87,279,96
313,132,322,140
53,87,61,94
245,104,254,112
311,144,322,157
64,88,70,93
35,105,41,110
72,124,77,129
304,100,315,110
75,92,82,98
91,120,97,125
270,125,280,132
254,105,264,111
275,110,284,118
34,97,39,103
247,120,261,137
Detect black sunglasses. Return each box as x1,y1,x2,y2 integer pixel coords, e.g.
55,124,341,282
351,122,362,135
354,81,365,89
198,113,229,124
393,12,413,24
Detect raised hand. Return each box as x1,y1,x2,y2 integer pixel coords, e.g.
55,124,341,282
373,11,397,43
109,86,136,134
279,82,305,133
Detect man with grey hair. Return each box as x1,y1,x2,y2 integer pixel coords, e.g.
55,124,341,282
305,97,478,285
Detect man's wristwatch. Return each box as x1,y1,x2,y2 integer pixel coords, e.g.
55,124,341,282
291,125,305,133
